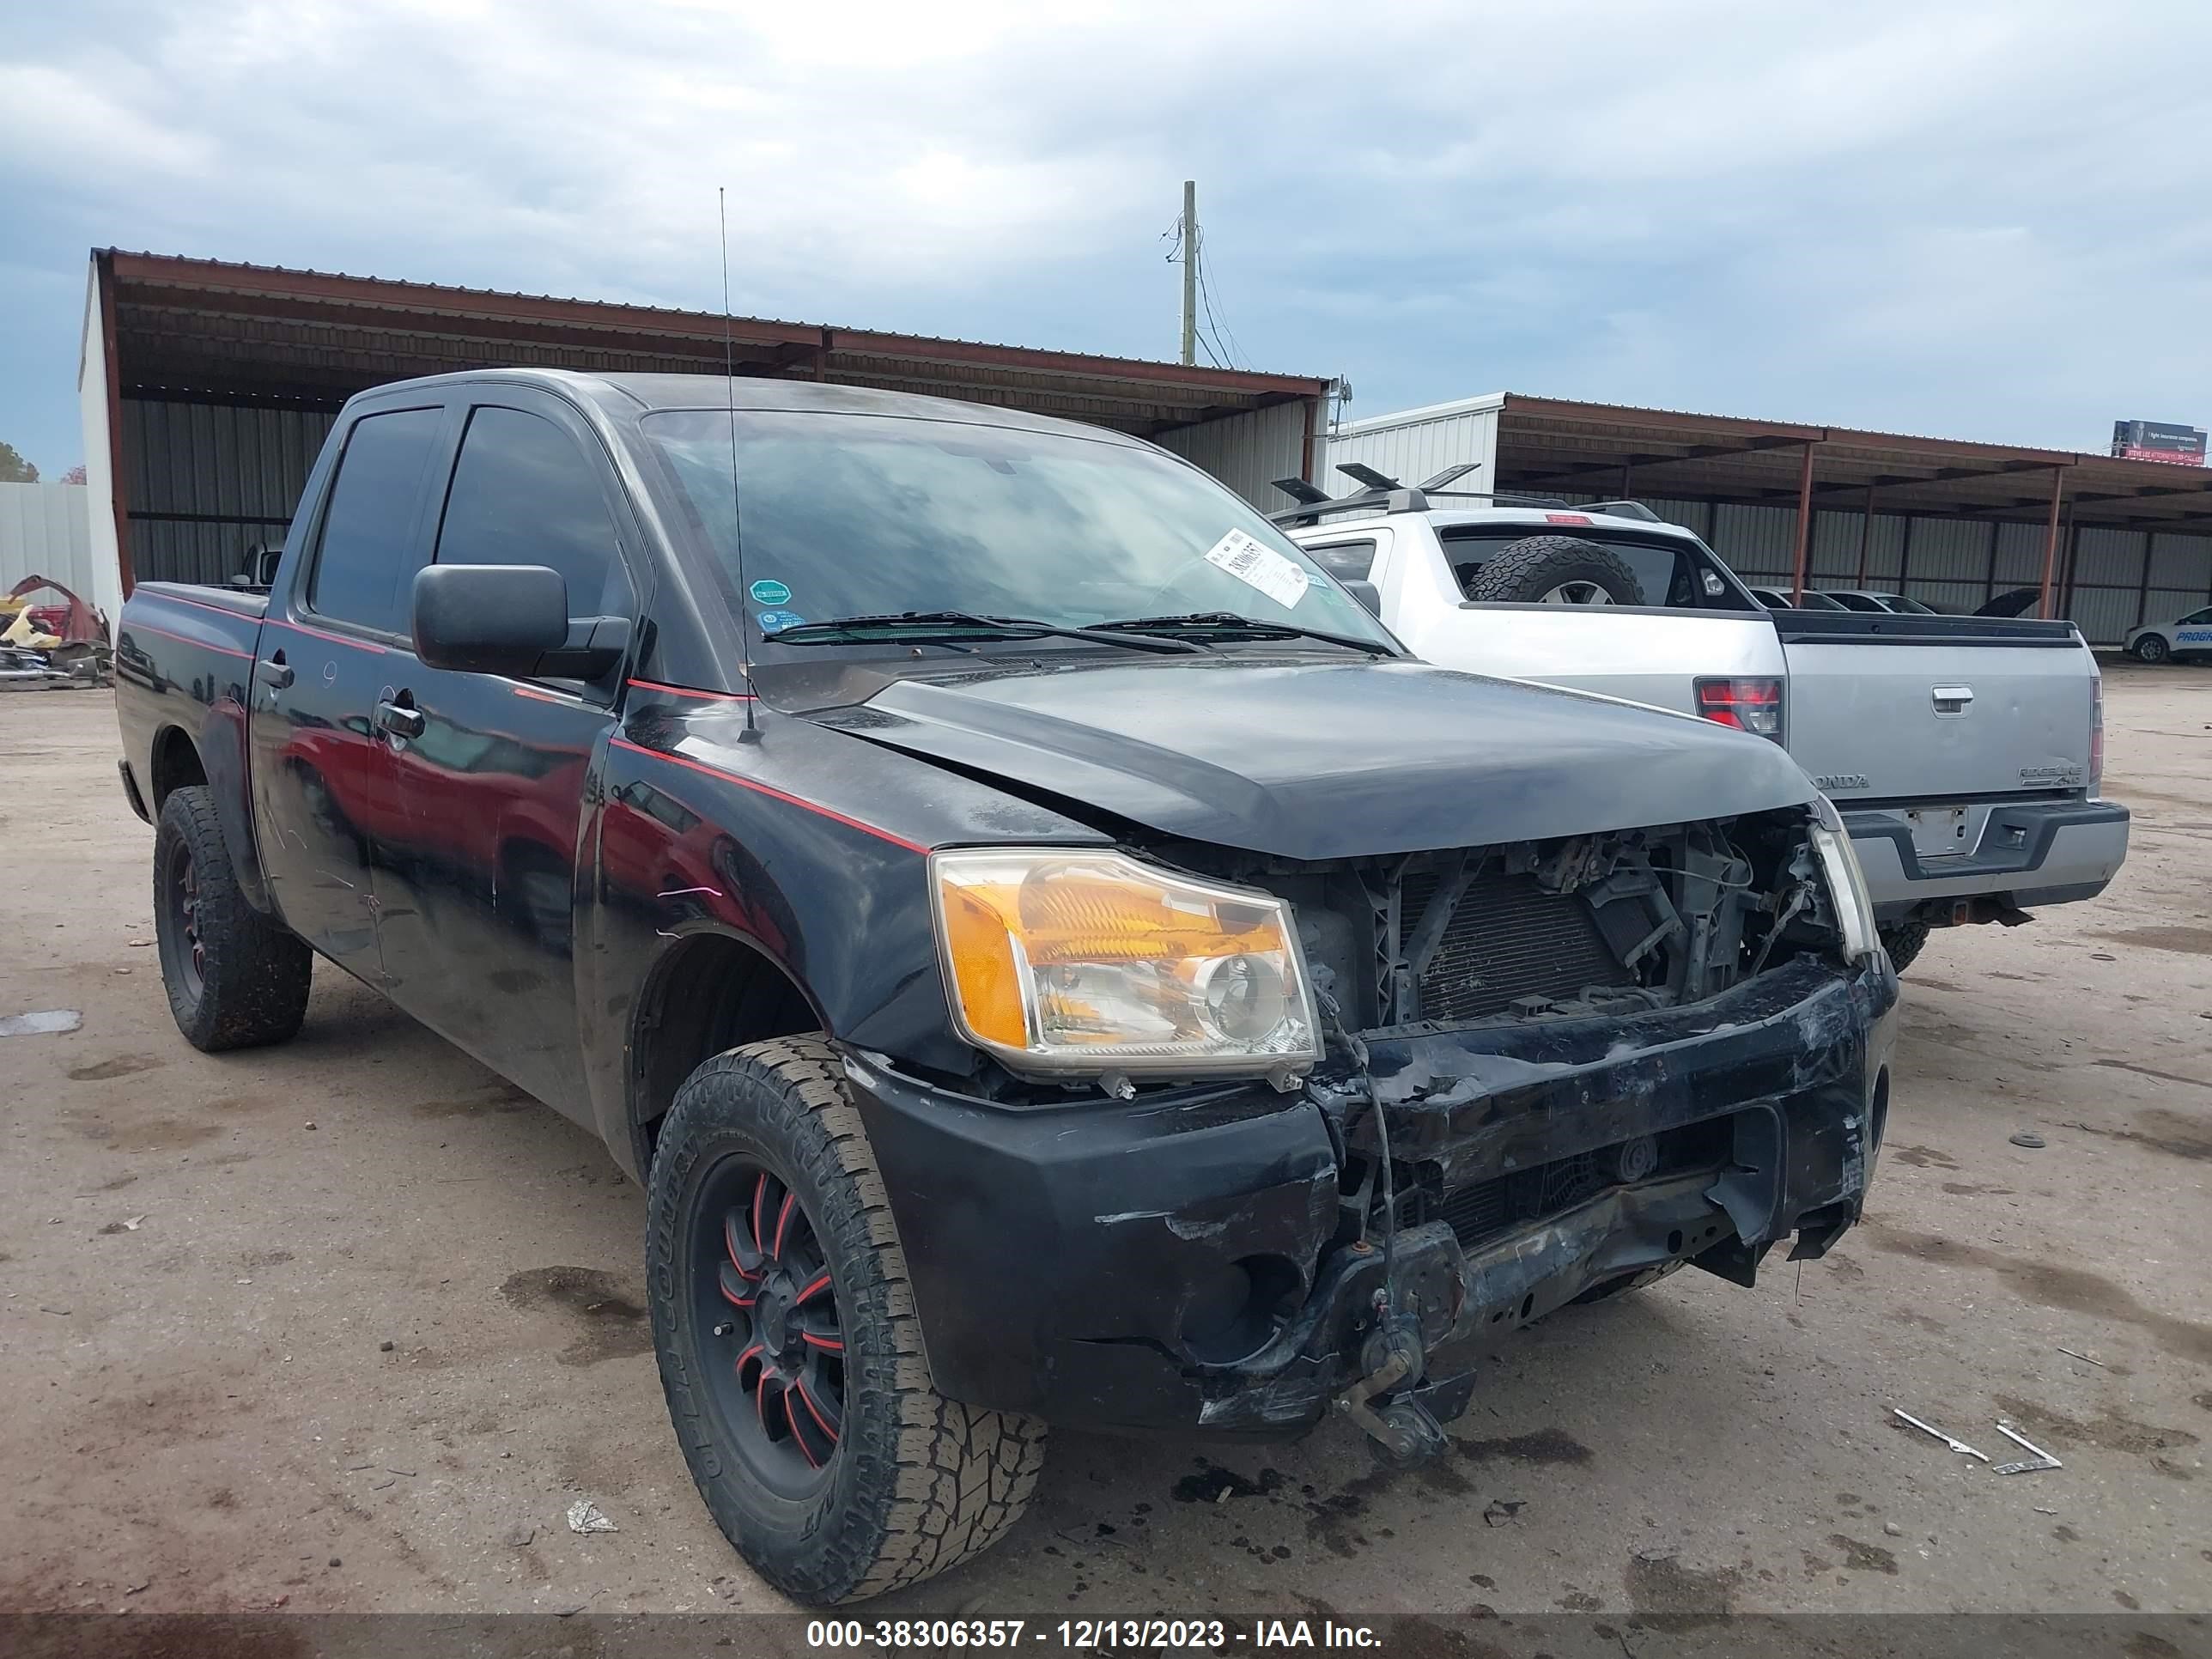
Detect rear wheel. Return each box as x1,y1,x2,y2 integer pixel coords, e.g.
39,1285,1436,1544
2134,633,2171,664
1880,920,1929,974
153,785,313,1051
1463,535,1647,607
647,1036,1046,1603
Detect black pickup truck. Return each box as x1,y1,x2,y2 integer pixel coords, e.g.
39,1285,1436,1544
113,369,1898,1603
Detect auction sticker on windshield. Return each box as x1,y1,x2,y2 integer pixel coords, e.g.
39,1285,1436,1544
1202,528,1310,610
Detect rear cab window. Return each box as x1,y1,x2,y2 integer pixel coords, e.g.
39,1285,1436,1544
1440,524,1754,613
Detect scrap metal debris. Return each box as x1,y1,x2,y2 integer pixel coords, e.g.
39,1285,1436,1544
1893,1408,1990,1462
2009,1132,2047,1149
566,1499,617,1534
2055,1346,2106,1368
1992,1421,2063,1476
0,1010,83,1038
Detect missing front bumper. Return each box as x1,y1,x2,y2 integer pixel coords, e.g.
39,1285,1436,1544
844,953,1896,1439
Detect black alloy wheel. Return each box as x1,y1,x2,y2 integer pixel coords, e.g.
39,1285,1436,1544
164,833,207,1005
699,1158,846,1491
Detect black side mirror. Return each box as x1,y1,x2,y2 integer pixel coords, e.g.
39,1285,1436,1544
1340,579,1383,618
412,564,629,679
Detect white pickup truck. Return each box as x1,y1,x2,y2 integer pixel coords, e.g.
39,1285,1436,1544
1276,473,2130,970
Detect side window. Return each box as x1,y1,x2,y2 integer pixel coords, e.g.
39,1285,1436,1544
1304,538,1378,580
307,408,444,632
2181,608,2212,626
434,406,632,620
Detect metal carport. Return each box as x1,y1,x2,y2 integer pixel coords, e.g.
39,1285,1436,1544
1324,393,2212,642
78,249,1329,606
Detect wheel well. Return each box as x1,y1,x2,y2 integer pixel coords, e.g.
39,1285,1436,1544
149,726,206,808
631,933,822,1171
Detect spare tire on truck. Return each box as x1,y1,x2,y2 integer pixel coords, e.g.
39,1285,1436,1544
1464,535,1646,606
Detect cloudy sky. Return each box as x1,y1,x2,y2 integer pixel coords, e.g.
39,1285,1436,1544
4,0,2210,477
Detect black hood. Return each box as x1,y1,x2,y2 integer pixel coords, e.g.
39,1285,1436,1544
805,655,1817,861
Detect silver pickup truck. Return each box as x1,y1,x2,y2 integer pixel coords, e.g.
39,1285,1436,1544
1277,478,2129,970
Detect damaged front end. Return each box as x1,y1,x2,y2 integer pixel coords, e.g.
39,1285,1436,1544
844,803,1897,1449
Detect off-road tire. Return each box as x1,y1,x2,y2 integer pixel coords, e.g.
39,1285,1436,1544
1879,920,1929,974
2134,633,2171,664
647,1036,1047,1604
1464,535,1647,606
153,785,313,1052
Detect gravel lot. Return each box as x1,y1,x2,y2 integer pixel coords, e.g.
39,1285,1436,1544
2,666,2207,1622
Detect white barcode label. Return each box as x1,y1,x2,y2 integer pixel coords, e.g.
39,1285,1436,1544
1200,528,1310,610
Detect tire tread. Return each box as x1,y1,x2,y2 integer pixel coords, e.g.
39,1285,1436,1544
648,1036,1044,1603
1463,534,1647,606
154,785,312,1052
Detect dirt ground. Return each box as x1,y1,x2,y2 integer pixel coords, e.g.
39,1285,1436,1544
2,664,2207,1623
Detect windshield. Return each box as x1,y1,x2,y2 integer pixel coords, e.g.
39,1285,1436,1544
641,410,1396,654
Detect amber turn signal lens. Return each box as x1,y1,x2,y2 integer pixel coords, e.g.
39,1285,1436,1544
930,849,1319,1081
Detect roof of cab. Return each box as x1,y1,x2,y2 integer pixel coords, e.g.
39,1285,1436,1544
351,367,1148,443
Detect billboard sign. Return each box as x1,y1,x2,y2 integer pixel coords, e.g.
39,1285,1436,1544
2112,419,2207,465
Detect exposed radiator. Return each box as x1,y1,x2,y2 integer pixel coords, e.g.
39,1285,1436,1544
1400,867,1632,1023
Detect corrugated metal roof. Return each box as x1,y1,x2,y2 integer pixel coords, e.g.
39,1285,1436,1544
102,249,1330,411
1473,392,2212,532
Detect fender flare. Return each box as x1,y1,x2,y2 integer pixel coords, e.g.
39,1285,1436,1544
191,699,276,916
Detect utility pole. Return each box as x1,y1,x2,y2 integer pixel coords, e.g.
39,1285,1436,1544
1180,180,1198,367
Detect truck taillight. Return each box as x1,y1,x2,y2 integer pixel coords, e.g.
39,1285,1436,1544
1694,677,1785,740
2088,674,2105,796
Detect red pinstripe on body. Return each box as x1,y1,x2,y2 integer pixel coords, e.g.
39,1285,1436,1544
627,677,755,701
608,735,929,854
127,620,254,660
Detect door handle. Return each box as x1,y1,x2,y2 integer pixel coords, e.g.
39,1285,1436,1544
1931,684,1973,717
257,656,294,690
375,698,425,740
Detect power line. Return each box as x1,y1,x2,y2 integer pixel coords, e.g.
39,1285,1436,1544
1193,224,1245,370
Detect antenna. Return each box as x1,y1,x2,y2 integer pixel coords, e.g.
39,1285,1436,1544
719,186,760,738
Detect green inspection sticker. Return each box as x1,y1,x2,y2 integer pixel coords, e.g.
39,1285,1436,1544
749,579,792,605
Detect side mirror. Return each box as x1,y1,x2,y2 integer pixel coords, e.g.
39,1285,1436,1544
1340,579,1383,618
412,564,629,680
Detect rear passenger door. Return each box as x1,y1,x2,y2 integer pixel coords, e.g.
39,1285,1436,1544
250,402,447,976
367,392,643,1120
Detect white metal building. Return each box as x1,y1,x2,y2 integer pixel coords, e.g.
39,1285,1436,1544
0,482,107,622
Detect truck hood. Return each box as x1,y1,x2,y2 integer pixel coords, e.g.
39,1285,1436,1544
809,656,1817,860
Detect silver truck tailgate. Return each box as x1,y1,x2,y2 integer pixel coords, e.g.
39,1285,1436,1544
1777,612,2094,803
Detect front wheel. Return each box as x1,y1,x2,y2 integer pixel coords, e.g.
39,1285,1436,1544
647,1036,1046,1603
2134,634,2171,664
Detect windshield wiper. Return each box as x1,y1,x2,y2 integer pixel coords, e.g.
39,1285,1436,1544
761,611,1203,655
1091,612,1394,656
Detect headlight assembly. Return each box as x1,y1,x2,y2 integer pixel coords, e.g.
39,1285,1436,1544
930,848,1320,1084
1808,806,1881,965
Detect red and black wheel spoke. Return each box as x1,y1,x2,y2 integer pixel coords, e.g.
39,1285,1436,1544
698,1158,846,1492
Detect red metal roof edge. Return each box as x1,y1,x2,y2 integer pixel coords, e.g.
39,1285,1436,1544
1498,391,2084,467
102,249,1330,398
